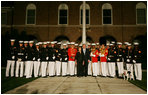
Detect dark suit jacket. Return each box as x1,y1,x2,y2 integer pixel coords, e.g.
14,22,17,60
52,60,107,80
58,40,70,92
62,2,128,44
81,48,90,64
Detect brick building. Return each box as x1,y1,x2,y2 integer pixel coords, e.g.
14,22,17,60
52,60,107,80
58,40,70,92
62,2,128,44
1,1,147,43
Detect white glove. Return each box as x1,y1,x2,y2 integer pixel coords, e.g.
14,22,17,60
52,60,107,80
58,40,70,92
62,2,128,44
93,55,96,57
33,57,35,61
127,59,130,62
108,58,110,61
53,56,55,60
117,59,120,62
18,58,22,62
46,57,49,60
133,60,136,63
25,56,27,59
65,58,67,60
60,58,62,61
12,56,15,59
90,52,93,57
100,54,104,57
37,58,40,61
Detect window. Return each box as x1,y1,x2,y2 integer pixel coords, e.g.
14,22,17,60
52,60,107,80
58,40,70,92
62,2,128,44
58,4,68,25
136,2,146,24
1,12,7,25
80,3,90,24
102,3,112,25
26,4,36,25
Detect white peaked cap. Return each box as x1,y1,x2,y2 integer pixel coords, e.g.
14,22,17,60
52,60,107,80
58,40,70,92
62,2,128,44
75,44,78,46
10,39,15,42
111,41,115,44
79,44,82,46
92,43,96,46
46,41,50,44
43,42,47,45
71,42,75,45
29,41,34,43
53,41,57,43
24,41,29,43
57,42,61,44
51,41,55,44
36,43,39,45
87,43,91,45
134,42,139,45
106,43,110,46
19,41,23,43
96,43,99,45
117,42,122,45
109,43,113,46
127,43,132,46
124,42,129,45
63,44,67,46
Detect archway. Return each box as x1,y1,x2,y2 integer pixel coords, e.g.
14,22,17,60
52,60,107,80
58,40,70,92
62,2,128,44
54,35,70,42
99,35,116,45
76,36,93,43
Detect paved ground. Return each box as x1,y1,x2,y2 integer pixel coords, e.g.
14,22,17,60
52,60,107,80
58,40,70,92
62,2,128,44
5,76,146,94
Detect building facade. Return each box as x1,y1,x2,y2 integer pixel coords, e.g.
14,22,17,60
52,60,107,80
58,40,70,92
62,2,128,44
1,1,147,43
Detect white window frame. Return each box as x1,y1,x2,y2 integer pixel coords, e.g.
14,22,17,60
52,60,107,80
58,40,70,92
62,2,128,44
1,11,7,25
136,2,147,25
102,3,113,25
58,3,68,25
26,3,36,25
80,3,90,25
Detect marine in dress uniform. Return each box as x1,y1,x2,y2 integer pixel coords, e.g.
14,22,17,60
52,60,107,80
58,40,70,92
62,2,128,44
107,44,116,77
48,41,56,77
61,44,68,76
100,44,108,77
33,43,41,77
96,43,101,76
6,39,17,77
90,43,99,77
125,43,134,79
46,41,50,76
133,42,142,80
55,42,62,76
40,42,48,77
116,42,124,77
68,42,77,76
16,41,25,77
24,41,29,76
25,41,35,78
87,43,92,76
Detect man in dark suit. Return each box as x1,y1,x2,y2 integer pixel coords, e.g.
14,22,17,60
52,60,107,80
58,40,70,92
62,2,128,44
82,44,90,77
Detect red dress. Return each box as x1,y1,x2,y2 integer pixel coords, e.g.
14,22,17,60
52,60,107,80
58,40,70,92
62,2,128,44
100,48,108,62
91,50,99,63
68,48,77,61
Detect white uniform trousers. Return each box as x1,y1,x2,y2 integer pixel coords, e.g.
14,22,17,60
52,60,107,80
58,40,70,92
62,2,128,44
30,61,33,77
134,63,142,80
67,62,70,75
6,60,15,77
108,62,116,77
92,62,98,76
106,63,109,76
56,61,61,76
24,61,27,76
33,61,40,77
126,63,134,79
68,61,75,76
117,62,124,76
41,61,47,77
49,61,55,76
97,61,102,76
26,61,33,78
15,61,24,77
88,61,92,75
46,62,49,75
101,62,107,77
62,62,67,76
75,65,77,75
